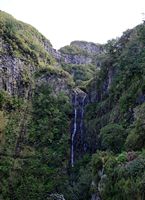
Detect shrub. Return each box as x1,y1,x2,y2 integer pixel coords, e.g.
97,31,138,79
100,124,126,153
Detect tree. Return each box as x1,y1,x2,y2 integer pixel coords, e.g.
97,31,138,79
100,124,125,153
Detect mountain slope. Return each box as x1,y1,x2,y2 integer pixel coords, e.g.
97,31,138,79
82,24,145,200
59,41,105,86
0,11,145,200
0,11,73,200
0,11,74,97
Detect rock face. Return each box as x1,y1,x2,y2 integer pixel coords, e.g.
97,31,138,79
0,11,73,98
0,53,72,98
70,41,104,55
58,40,105,66
60,54,93,65
71,88,87,166
36,71,73,97
88,66,116,103
43,40,62,63
0,11,105,168
49,193,66,200
0,54,33,98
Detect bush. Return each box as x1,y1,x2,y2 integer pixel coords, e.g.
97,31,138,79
100,124,126,153
125,103,145,151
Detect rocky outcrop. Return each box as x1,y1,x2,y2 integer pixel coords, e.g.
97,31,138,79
0,31,72,98
0,54,33,98
49,193,65,200
36,71,73,97
43,40,62,63
88,66,116,103
0,53,73,98
70,41,104,55
58,41,105,66
60,54,93,65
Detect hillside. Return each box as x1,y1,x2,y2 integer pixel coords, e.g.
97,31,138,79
59,41,105,87
0,11,74,200
82,25,145,200
0,11,145,200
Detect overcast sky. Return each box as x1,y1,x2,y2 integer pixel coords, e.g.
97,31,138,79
1,0,145,49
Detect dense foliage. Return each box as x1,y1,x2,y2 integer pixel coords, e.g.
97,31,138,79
1,10,145,200
0,85,71,200
61,63,97,86
82,22,145,200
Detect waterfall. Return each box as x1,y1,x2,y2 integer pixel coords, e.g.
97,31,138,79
71,90,87,167
71,92,77,167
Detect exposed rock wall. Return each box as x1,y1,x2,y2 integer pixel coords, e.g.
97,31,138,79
58,40,105,66
60,54,93,65
0,54,33,98
88,67,116,103
71,88,87,165
70,41,104,55
36,73,72,97
0,38,72,98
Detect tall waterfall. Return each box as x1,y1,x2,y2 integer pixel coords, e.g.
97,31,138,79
71,90,87,167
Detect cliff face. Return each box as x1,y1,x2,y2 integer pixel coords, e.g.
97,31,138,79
59,40,104,65
57,41,105,86
0,11,105,96
0,12,74,200
84,24,145,153
1,10,145,200
0,53,31,97
0,11,74,98
70,41,104,55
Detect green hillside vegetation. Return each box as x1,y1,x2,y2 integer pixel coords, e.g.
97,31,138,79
0,11,73,200
59,44,88,56
0,11,55,67
59,42,104,87
0,10,145,200
61,63,98,87
0,86,72,200
81,24,145,200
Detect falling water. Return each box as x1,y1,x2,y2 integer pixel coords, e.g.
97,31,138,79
71,92,77,167
71,90,87,167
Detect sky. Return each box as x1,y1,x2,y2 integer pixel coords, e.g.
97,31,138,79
0,0,145,49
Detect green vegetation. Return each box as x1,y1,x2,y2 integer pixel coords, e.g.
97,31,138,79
82,23,145,199
35,65,74,87
100,124,125,153
0,11,74,199
59,44,88,56
0,11,55,67
59,42,103,87
125,103,145,150
1,10,145,200
90,150,145,200
61,63,97,86
0,85,72,200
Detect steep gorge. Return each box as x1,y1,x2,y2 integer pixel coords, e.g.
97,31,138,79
0,11,145,200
